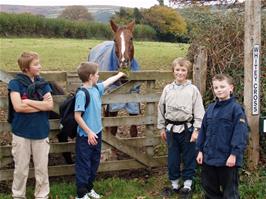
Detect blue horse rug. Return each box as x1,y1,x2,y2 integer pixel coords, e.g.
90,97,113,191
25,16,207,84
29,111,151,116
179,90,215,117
88,41,140,114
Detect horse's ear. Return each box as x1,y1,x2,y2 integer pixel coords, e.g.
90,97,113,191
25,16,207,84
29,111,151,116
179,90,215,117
110,20,118,32
127,20,135,32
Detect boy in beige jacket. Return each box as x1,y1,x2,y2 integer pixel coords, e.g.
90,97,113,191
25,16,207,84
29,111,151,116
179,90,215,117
158,58,205,196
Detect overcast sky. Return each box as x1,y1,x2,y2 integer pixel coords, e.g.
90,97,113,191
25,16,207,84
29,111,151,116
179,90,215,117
0,0,171,8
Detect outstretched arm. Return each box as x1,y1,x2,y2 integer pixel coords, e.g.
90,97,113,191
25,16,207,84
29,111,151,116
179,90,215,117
102,72,126,88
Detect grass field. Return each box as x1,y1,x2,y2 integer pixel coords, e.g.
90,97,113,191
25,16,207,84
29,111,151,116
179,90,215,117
0,38,188,71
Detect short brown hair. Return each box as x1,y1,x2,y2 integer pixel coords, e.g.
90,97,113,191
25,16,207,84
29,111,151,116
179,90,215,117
171,57,192,73
17,51,39,72
212,73,234,85
77,62,99,82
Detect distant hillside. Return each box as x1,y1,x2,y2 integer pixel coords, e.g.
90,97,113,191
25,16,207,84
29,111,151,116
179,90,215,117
0,4,121,23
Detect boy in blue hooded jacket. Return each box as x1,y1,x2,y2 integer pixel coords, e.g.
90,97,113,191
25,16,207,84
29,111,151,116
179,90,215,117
196,74,249,199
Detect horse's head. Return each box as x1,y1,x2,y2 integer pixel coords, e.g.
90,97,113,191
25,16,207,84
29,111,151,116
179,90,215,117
110,20,135,69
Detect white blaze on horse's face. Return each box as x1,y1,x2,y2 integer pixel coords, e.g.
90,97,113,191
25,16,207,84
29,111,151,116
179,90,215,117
120,31,126,68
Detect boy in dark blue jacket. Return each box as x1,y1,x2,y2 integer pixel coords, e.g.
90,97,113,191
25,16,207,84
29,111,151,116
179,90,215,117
196,74,249,199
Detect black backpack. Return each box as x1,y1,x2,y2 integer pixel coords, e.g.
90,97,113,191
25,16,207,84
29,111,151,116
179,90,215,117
59,87,92,139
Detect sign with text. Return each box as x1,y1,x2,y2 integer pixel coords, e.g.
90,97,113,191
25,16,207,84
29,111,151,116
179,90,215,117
252,45,260,115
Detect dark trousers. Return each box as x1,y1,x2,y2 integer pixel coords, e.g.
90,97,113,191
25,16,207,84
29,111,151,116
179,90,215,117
75,132,102,198
166,128,196,181
202,164,240,199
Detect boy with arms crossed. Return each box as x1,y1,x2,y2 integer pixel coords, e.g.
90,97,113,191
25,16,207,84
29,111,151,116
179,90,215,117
8,51,53,199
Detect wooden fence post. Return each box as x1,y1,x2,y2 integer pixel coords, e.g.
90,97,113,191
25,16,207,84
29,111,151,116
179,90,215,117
145,80,156,157
192,46,208,96
244,0,261,170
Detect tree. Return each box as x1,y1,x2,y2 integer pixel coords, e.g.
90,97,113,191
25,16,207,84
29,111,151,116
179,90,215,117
111,7,133,24
143,5,187,40
170,0,241,4
133,8,143,24
58,6,94,21
157,0,164,6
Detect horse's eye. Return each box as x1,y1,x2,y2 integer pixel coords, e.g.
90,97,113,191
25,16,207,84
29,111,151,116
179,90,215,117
130,37,133,41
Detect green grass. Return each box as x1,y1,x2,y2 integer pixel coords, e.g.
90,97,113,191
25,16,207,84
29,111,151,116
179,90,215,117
0,38,188,71
1,167,265,199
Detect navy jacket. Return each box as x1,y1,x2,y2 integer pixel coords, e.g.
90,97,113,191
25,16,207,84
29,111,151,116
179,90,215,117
196,97,249,167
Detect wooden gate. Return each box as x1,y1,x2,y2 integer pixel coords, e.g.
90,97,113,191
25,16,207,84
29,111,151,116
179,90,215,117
0,71,173,181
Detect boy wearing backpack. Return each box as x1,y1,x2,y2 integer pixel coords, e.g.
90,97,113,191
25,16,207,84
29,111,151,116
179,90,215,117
74,62,126,199
8,51,53,199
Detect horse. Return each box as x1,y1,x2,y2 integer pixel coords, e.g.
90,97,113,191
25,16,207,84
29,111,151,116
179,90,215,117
88,20,140,137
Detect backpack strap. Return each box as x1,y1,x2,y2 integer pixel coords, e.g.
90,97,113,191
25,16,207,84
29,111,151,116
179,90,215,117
78,87,91,109
76,85,99,111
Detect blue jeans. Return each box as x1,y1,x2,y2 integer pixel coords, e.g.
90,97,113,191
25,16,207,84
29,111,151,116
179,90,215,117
166,127,196,181
75,132,102,197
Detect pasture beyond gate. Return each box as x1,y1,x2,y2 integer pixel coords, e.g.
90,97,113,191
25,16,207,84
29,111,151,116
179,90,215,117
0,71,173,181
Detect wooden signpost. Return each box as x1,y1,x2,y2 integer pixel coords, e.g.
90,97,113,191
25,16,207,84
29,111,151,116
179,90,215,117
244,0,261,170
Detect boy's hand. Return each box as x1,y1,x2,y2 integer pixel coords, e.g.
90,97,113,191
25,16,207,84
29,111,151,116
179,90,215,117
43,94,52,101
88,131,98,145
117,71,127,77
118,67,130,77
226,154,236,167
160,129,167,142
196,151,203,165
22,98,30,105
190,130,199,142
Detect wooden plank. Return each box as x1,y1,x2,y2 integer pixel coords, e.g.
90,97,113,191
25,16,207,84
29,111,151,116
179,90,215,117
1,93,160,109
0,157,13,168
67,71,172,81
105,81,143,95
115,136,161,147
0,145,11,157
0,70,14,83
7,71,67,82
145,80,156,156
103,115,156,127
0,96,8,108
102,133,159,167
0,157,167,181
0,119,60,133
0,115,158,133
102,93,160,104
0,135,161,157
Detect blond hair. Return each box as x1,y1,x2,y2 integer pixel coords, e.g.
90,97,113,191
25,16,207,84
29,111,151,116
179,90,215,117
171,57,192,73
77,62,99,82
17,51,39,72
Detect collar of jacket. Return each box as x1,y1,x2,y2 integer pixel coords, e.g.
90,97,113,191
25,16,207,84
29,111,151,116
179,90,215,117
214,96,236,107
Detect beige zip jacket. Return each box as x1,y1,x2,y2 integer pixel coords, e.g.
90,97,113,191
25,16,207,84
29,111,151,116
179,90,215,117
157,80,205,133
